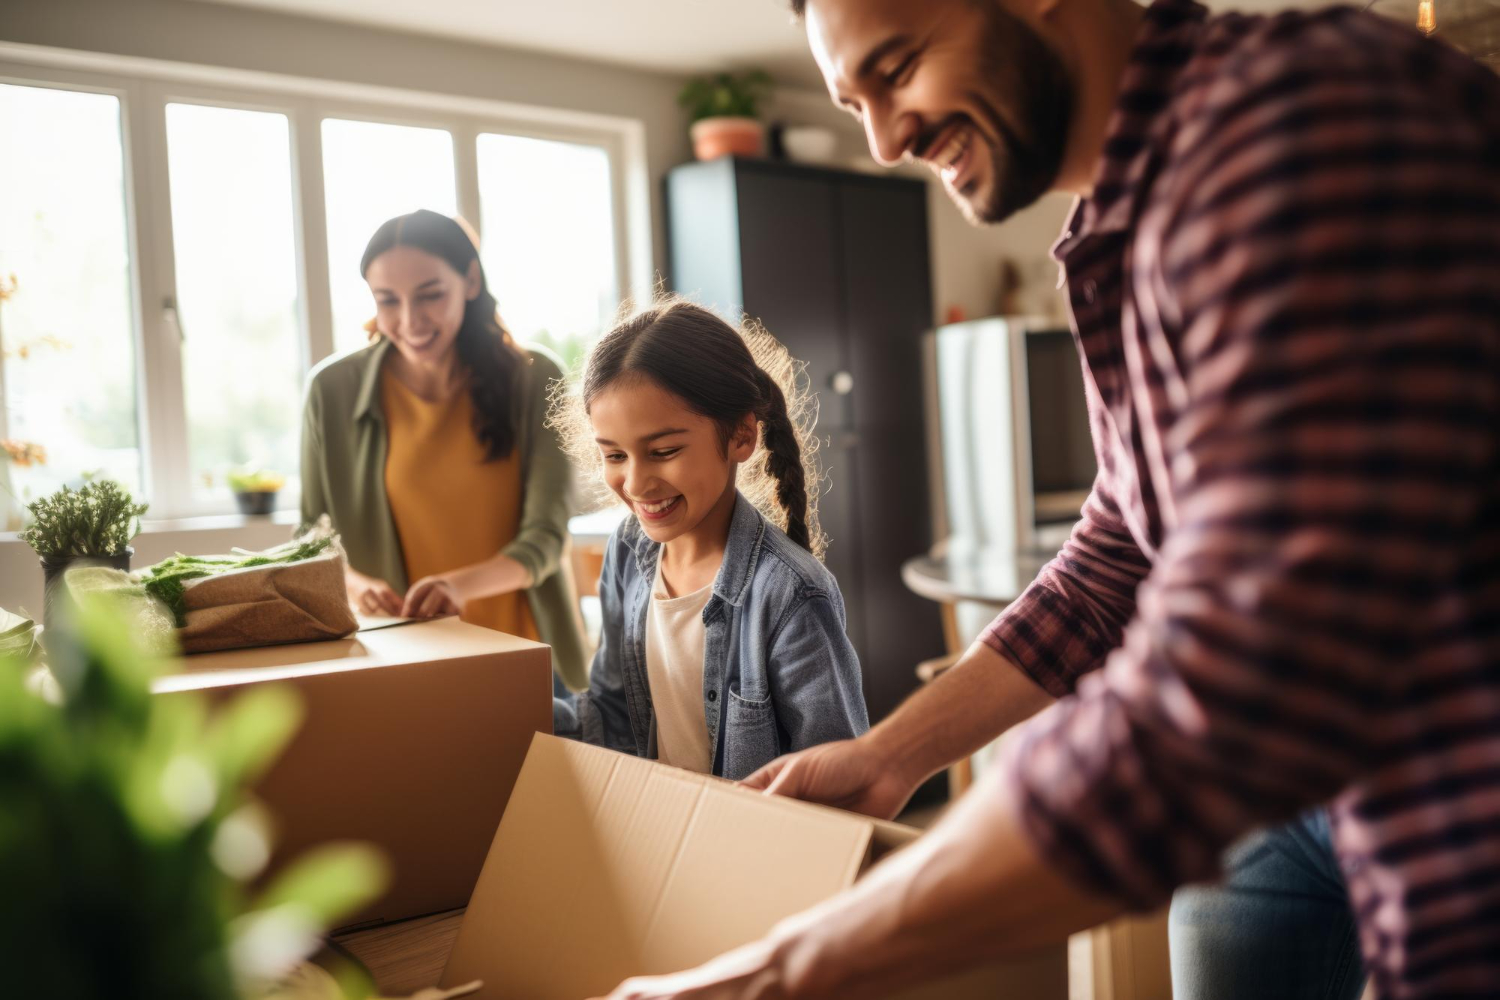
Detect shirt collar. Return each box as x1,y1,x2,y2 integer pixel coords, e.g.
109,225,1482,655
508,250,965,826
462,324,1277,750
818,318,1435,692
1052,0,1209,261
627,491,766,609
353,337,395,422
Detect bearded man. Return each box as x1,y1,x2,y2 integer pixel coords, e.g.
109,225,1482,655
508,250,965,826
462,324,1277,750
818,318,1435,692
600,0,1500,997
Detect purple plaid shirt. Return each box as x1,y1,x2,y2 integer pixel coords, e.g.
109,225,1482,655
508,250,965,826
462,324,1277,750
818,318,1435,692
982,2,1500,994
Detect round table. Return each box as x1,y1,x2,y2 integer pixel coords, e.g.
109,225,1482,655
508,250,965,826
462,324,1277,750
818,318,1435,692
902,542,1052,616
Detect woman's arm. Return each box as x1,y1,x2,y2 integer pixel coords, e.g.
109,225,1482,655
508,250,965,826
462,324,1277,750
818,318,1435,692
303,379,403,616
502,351,573,585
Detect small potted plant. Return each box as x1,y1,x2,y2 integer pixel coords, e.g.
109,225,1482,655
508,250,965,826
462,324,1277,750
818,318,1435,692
678,69,774,161
230,468,287,516
20,479,147,629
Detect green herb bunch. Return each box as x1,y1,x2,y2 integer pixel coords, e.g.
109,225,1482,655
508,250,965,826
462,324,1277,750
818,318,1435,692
19,479,149,558
678,70,774,123
138,536,336,627
0,594,386,998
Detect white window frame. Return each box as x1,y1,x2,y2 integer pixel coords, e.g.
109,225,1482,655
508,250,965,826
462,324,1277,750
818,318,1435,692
0,40,652,524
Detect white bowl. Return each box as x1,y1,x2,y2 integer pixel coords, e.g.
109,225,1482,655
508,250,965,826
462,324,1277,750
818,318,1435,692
781,126,839,165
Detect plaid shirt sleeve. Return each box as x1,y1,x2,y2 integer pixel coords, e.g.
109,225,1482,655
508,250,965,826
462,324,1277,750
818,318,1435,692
981,462,1153,697
997,39,1500,906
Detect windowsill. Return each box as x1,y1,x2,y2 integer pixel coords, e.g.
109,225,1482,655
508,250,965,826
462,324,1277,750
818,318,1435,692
0,509,302,547
1,506,629,548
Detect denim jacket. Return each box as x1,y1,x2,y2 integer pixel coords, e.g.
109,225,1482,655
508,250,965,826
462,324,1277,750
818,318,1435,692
554,492,869,779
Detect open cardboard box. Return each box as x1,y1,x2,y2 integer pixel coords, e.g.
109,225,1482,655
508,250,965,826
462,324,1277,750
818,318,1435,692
442,734,1066,998
154,617,552,929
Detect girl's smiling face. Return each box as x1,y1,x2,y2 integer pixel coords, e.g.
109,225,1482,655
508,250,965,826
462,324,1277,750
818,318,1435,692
590,376,757,547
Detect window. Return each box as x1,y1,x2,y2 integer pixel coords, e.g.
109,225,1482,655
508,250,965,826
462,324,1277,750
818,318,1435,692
476,134,618,374
0,54,639,525
165,102,304,502
0,83,140,530
321,118,457,356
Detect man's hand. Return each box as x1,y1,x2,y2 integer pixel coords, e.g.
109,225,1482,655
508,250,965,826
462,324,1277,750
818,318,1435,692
590,935,797,1000
346,567,403,616
401,574,463,619
741,737,920,821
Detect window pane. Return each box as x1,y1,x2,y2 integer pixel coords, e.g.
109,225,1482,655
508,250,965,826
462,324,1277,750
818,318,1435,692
165,103,303,507
322,119,456,355
477,134,617,374
0,84,140,531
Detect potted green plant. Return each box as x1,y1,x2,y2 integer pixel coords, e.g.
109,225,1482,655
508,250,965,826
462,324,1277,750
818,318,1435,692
0,594,387,999
229,469,287,516
678,69,774,161
20,479,148,630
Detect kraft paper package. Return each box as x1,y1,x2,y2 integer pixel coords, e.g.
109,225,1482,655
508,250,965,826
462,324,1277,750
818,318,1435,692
136,518,357,654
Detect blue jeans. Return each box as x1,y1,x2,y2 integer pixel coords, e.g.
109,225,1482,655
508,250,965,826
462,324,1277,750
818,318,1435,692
1169,809,1367,1000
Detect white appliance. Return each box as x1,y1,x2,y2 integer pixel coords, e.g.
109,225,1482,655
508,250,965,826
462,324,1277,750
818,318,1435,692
927,316,1096,556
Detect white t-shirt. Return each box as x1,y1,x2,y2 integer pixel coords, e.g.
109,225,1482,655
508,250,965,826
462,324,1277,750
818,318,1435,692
644,559,715,773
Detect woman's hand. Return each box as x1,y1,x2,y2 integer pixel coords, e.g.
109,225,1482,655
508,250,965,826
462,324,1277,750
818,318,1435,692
346,567,403,616
402,574,464,619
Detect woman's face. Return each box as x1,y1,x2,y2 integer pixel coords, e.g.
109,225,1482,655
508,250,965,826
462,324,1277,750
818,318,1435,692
589,376,757,548
365,245,480,368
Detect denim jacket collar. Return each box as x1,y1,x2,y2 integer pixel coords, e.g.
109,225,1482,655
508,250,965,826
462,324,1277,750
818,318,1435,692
623,491,767,609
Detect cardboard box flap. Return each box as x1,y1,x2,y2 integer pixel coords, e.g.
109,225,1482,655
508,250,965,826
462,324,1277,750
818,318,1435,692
444,734,1069,1000
442,734,877,999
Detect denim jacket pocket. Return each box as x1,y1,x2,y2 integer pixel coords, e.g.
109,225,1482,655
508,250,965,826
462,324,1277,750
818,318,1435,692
722,689,780,781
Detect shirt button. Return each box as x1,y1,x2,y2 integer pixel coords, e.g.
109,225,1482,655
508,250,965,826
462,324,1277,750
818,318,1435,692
707,690,718,702
1082,279,1098,305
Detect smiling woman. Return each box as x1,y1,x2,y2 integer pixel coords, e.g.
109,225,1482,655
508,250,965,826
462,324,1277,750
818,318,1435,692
298,209,589,691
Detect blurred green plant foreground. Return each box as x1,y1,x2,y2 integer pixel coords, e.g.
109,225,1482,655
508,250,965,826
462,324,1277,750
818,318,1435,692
0,595,388,998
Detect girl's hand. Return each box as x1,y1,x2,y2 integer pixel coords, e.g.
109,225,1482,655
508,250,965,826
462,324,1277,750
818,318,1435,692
346,567,403,616
402,574,463,619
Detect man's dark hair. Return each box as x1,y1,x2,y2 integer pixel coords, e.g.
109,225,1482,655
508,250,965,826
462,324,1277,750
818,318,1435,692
789,0,805,15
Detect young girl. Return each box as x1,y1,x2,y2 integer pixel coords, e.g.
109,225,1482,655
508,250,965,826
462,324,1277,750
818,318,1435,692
551,299,868,779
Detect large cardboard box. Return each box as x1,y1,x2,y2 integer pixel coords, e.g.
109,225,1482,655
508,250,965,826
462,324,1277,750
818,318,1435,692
154,617,552,928
442,734,1067,998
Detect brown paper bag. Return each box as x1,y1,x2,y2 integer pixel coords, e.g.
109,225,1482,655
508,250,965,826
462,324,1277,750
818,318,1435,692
176,547,356,654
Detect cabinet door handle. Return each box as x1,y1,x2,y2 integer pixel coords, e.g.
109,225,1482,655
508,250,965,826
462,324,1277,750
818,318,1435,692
830,370,854,395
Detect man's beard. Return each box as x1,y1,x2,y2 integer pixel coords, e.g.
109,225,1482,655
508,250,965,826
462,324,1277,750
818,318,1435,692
952,2,1074,225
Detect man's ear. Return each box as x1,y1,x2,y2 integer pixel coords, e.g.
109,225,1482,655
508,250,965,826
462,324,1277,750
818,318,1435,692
728,413,759,463
465,259,482,301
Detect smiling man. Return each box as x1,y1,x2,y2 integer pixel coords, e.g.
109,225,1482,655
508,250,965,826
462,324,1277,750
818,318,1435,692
598,0,1500,998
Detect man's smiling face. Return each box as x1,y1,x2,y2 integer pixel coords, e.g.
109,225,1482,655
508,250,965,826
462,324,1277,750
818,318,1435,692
806,0,1074,224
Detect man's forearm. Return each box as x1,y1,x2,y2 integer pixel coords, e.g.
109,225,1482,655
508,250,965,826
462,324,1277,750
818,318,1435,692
774,758,1121,997
866,639,1054,791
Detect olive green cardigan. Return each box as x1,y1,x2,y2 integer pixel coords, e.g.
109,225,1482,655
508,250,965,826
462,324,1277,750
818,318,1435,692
299,338,588,690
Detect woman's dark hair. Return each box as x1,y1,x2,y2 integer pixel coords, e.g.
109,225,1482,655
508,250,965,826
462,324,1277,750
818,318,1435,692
360,209,525,461
553,298,824,557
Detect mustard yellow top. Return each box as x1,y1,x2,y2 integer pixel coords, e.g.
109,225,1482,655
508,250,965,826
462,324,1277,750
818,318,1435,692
380,365,539,642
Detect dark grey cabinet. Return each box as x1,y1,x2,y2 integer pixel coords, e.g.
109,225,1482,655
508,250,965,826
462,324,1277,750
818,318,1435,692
666,156,943,724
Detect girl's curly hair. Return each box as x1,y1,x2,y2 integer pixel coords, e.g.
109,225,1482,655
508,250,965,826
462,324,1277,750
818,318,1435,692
548,297,825,559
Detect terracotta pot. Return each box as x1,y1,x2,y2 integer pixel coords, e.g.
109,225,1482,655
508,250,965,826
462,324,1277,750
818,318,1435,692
690,117,765,161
